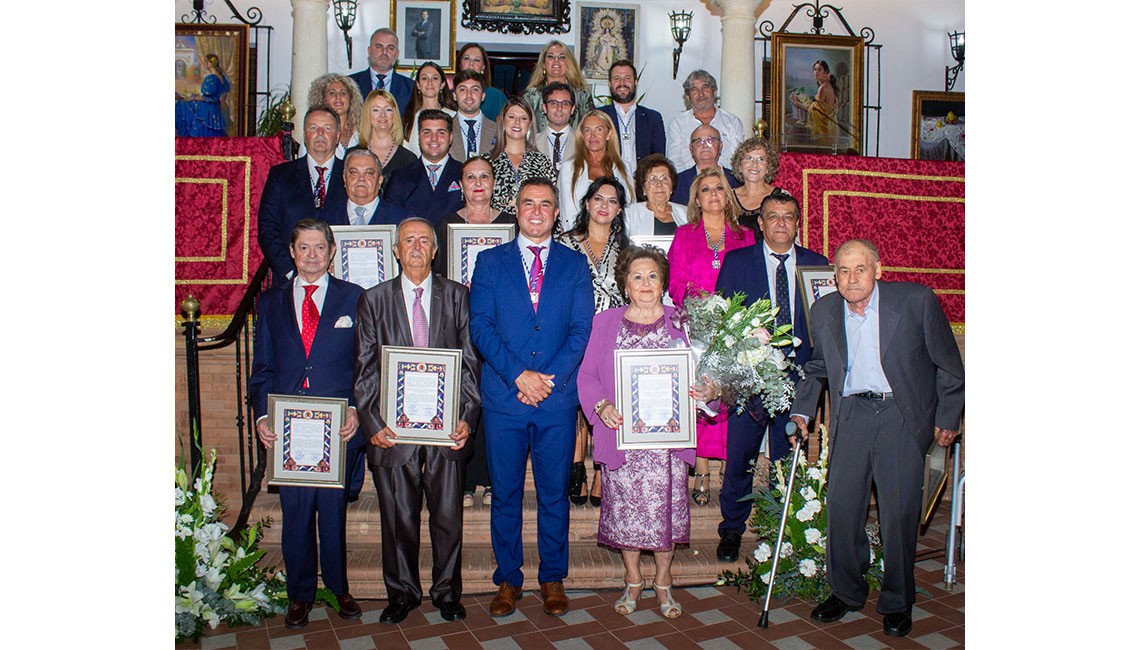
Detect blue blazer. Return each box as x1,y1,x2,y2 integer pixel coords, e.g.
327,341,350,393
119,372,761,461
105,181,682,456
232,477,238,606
349,69,414,114
249,275,366,453
383,156,464,224
257,157,347,286
598,103,666,162
671,165,741,206
317,197,412,227
469,240,594,415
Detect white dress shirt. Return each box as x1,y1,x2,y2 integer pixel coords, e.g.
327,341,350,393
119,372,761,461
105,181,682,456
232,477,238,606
292,273,329,332
665,108,745,173
347,196,381,226
612,103,639,177
400,272,433,333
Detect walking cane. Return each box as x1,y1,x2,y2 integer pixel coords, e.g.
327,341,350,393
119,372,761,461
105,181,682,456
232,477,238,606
758,422,804,629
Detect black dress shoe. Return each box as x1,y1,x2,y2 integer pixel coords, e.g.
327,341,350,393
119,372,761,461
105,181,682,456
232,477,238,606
883,610,913,637
438,601,467,621
335,592,362,620
811,594,861,623
284,600,312,629
379,601,418,624
716,530,742,562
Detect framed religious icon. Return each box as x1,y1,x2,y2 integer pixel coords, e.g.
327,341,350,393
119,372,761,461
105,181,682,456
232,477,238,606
266,395,349,488
795,265,837,345
392,0,457,73
175,23,250,137
910,90,965,161
379,346,463,446
614,348,696,450
770,33,863,154
576,4,638,81
460,0,571,35
446,223,516,286
331,225,397,290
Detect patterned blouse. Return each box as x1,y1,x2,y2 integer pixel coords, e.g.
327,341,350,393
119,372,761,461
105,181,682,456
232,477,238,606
556,229,627,313
485,149,556,215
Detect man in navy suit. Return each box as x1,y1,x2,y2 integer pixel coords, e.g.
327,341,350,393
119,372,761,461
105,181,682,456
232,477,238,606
258,106,348,286
469,178,594,618
349,28,414,113
320,148,411,227
412,10,435,59
712,190,828,563
598,59,666,176
249,219,365,629
384,109,463,224
671,124,740,206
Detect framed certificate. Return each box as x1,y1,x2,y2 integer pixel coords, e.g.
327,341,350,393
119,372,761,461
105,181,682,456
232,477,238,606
795,265,837,345
266,394,349,488
614,348,696,450
331,225,398,289
446,223,515,286
379,346,462,446
630,235,674,256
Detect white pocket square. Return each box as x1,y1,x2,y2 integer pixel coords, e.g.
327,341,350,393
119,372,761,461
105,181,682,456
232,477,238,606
334,315,354,328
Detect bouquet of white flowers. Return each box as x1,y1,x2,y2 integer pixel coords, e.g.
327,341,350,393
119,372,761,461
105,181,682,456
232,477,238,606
682,290,798,417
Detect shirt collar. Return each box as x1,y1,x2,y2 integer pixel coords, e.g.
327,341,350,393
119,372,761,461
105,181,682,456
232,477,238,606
294,272,329,290
843,282,880,319
401,272,432,294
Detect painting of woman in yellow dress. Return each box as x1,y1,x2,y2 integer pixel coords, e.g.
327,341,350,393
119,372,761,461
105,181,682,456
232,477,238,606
789,60,838,139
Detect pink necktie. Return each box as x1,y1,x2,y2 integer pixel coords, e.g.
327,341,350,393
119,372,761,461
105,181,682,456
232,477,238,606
427,163,441,189
527,245,545,313
412,287,429,347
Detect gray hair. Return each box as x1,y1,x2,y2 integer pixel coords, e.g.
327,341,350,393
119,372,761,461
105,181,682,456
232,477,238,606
343,147,382,173
683,70,718,96
370,27,398,43
834,239,881,263
396,217,438,249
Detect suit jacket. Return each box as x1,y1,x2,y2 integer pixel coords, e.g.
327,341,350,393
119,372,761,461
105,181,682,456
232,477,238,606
354,273,482,466
249,275,365,455
536,126,575,163
384,156,464,224
469,239,594,415
450,113,496,160
317,197,412,227
671,165,741,206
790,281,965,449
258,157,347,286
598,103,667,162
349,69,414,114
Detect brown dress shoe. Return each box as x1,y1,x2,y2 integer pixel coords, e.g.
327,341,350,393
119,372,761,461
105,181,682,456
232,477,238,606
540,581,569,616
488,583,522,617
336,592,362,620
284,600,312,629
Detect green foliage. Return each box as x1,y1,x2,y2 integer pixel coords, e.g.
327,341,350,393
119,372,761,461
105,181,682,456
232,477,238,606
256,91,292,137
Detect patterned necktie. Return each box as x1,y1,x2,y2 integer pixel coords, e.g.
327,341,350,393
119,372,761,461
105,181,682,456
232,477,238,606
773,253,792,330
527,245,545,313
411,287,429,347
314,166,327,208
427,163,441,189
465,119,478,157
353,205,367,226
301,284,320,357
375,73,386,93
552,131,563,168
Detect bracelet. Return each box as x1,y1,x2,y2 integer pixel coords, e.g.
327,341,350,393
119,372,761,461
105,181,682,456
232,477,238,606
593,398,611,415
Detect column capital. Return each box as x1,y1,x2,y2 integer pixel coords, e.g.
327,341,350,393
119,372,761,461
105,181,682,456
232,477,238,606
291,0,330,8
703,0,768,19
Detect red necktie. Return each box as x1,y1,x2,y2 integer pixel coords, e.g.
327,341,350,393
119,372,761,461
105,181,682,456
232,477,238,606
527,245,545,313
314,166,327,208
301,284,319,357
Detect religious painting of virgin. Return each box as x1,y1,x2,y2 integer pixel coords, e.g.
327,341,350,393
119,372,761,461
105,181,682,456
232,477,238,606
577,4,638,81
175,24,249,137
770,33,863,155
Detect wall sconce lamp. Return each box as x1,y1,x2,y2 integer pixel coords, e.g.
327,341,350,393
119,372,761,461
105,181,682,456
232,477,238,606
670,11,693,80
945,31,964,91
333,0,358,67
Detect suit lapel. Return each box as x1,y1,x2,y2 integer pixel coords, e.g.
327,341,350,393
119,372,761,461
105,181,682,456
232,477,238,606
279,282,305,354
309,279,343,357
512,240,539,320
827,297,847,382
389,278,414,346
429,276,444,347
877,283,901,363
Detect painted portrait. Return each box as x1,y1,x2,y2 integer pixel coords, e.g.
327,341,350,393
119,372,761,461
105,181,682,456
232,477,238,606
770,33,863,154
174,24,249,137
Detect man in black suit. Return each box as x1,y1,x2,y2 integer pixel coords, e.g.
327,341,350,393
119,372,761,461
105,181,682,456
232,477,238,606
713,190,828,563
354,217,482,624
321,148,411,227
258,106,348,286
349,28,414,113
384,109,463,224
790,239,964,638
598,59,666,175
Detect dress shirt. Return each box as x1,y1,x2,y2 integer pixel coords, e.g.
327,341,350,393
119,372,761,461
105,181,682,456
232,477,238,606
347,196,381,225
421,155,450,181
292,273,329,333
306,153,337,194
517,234,552,279
612,103,638,176
547,127,571,163
762,240,798,335
373,69,391,93
459,112,483,154
665,108,745,173
400,272,433,332
841,283,893,395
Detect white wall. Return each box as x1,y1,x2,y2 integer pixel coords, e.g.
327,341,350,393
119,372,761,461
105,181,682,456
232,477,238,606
175,0,964,159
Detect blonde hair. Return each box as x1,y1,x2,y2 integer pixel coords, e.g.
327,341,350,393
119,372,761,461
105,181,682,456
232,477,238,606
568,110,632,190
686,167,743,232
526,40,588,91
359,89,405,146
307,73,364,140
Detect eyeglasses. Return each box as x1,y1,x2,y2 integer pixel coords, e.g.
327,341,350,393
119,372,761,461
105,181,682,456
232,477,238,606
545,99,573,108
690,136,721,147
645,175,671,186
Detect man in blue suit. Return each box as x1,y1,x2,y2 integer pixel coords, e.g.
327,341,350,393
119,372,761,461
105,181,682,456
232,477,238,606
319,148,411,227
469,178,594,618
258,106,348,286
598,60,666,177
671,124,740,206
412,10,436,59
384,109,463,224
349,28,414,113
712,190,828,563
250,219,365,629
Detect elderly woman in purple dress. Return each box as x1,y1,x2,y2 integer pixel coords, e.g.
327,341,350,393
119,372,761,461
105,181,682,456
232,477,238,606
577,245,713,620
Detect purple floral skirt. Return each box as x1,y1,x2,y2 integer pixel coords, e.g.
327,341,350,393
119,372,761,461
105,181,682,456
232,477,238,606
597,449,691,552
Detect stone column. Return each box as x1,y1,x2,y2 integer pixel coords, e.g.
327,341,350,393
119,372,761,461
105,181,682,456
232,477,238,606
290,0,330,123
707,0,764,125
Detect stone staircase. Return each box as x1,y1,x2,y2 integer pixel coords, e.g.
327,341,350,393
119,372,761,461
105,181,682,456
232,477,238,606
250,456,764,600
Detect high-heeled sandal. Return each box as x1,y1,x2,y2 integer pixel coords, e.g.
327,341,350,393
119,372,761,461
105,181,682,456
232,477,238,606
691,473,711,506
569,461,588,506
613,581,643,615
654,583,682,619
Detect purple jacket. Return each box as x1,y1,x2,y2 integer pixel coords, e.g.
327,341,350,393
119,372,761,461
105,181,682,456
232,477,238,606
577,305,697,470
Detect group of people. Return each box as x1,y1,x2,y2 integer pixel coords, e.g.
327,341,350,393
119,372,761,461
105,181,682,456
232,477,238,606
249,27,965,640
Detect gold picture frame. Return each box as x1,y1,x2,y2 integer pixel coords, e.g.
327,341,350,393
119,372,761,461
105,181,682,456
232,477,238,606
770,32,863,155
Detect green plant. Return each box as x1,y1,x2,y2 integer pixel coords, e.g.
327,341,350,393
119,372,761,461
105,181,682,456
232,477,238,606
256,90,291,137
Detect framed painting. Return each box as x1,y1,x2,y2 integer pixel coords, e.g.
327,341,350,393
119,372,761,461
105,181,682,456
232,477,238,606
911,90,965,161
770,33,863,155
175,23,249,137
460,0,571,35
576,4,637,81
392,0,457,73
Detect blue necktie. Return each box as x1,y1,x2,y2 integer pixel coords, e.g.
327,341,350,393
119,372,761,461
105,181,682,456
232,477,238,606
465,119,478,158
